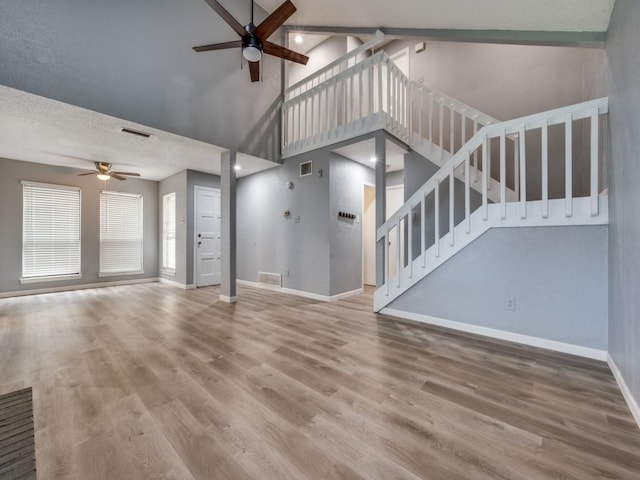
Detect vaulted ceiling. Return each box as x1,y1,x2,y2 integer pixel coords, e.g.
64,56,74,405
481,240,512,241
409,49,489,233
259,0,615,31
0,0,616,178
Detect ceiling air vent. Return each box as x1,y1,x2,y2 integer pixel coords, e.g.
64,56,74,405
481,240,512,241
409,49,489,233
121,127,151,138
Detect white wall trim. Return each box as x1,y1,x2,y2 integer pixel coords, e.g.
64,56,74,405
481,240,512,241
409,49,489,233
237,279,362,302
0,278,159,299
607,354,640,430
219,295,238,304
381,308,608,361
159,277,189,289
186,284,196,290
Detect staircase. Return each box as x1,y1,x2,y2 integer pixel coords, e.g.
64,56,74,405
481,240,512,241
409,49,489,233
281,37,609,312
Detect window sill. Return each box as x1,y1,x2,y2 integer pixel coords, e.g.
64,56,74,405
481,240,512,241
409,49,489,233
20,273,83,285
98,270,145,278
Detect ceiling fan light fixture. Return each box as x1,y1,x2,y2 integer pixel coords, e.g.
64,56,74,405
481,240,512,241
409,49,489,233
294,35,303,44
243,45,262,62
97,173,111,181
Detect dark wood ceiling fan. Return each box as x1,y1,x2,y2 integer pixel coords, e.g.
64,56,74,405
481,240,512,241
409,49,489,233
193,0,309,82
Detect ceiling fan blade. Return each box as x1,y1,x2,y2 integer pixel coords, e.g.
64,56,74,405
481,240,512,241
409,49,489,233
77,171,96,176
254,0,296,41
249,61,260,82
193,40,242,52
203,0,246,37
263,41,309,65
112,172,141,177
110,173,127,181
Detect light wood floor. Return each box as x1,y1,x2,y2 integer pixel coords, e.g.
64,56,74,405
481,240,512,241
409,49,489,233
1,283,639,479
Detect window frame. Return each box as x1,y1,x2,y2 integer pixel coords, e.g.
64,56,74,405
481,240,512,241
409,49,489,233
98,190,144,277
161,192,177,275
20,181,83,284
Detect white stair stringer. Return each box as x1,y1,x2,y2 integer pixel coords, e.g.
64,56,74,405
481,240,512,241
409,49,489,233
374,196,609,312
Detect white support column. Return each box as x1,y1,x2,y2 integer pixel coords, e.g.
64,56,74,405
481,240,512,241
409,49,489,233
220,150,237,304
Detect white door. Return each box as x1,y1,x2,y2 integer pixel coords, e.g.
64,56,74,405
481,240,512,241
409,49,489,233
195,186,221,287
386,186,404,280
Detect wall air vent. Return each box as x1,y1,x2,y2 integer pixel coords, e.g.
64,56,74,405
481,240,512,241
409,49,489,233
300,160,312,177
258,271,282,287
121,127,152,138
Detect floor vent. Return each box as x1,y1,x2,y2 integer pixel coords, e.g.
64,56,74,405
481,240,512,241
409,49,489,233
259,272,282,287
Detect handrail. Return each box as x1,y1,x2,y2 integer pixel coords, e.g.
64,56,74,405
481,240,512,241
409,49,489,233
285,30,385,100
378,96,609,239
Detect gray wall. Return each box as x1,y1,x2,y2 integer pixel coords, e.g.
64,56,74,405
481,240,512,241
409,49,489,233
389,226,609,350
606,0,640,409
329,155,375,295
237,153,331,296
0,157,158,294
158,171,188,285
0,0,282,161
237,147,373,297
288,36,347,87
383,40,608,200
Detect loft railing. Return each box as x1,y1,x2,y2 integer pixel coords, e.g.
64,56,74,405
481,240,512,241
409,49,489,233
374,97,609,310
282,50,411,156
285,30,385,102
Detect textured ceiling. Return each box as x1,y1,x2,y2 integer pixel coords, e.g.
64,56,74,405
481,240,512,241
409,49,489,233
333,138,408,173
0,86,278,181
259,0,615,32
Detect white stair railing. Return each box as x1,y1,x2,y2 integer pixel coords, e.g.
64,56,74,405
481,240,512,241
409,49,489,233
282,50,412,157
374,97,609,311
283,49,518,203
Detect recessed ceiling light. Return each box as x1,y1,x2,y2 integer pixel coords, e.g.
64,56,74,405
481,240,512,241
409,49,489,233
294,35,303,44
369,156,377,163
234,165,242,171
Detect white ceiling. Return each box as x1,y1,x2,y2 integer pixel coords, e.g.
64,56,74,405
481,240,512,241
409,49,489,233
258,0,615,32
0,86,278,181
333,138,408,173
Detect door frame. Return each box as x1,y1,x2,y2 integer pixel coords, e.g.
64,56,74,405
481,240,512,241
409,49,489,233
361,180,376,288
193,185,221,287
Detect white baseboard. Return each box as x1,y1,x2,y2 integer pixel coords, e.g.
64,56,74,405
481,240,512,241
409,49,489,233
186,284,196,290
219,295,238,304
381,308,608,361
236,279,362,302
0,278,160,299
608,354,640,429
159,278,188,289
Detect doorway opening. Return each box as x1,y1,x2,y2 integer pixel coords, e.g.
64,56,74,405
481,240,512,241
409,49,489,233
362,183,405,288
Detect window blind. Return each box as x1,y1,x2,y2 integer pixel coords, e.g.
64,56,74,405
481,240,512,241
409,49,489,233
22,182,81,279
100,191,143,275
162,192,176,271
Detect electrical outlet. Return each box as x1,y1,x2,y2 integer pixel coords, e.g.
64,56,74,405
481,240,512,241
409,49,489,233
294,216,300,223
506,298,516,311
